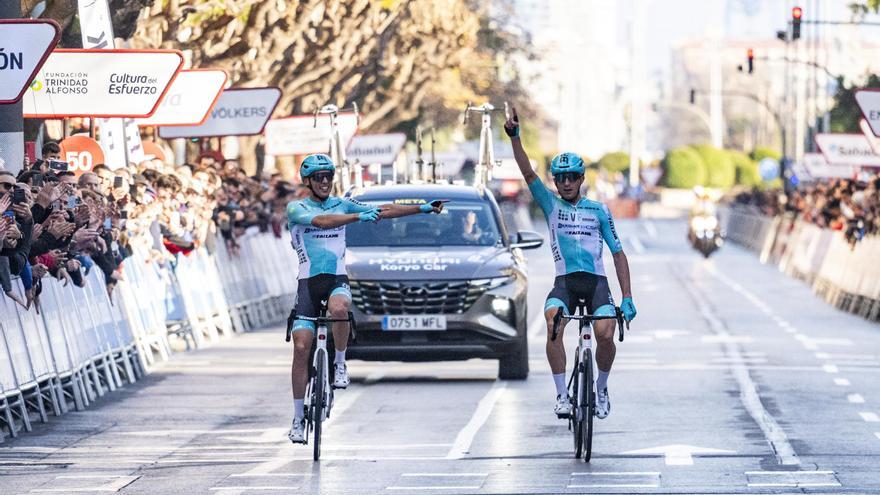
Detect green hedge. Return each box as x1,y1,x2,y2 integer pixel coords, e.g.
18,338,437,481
750,146,781,162
727,150,762,187
596,151,631,174
692,144,735,189
662,147,706,188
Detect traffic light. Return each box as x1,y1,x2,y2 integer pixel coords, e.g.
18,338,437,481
747,48,754,74
792,6,802,40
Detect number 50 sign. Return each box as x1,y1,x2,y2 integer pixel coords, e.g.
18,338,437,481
59,136,105,175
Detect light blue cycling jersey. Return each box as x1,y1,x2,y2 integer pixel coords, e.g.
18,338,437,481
529,179,623,277
286,196,373,278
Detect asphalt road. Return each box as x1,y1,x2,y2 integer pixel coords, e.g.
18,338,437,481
2,217,879,494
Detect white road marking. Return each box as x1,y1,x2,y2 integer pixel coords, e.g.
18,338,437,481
210,488,298,492
875,432,880,440
569,484,659,488
823,364,839,374
400,473,487,477
700,335,753,344
571,472,661,476
446,381,507,459
835,378,851,386
630,236,646,253
686,269,800,466
387,487,481,491
643,220,658,238
229,474,310,478
848,394,866,404
622,444,733,466
31,475,140,493
747,483,841,488
859,412,880,422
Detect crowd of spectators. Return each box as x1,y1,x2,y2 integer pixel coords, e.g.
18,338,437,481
733,172,880,247
0,141,305,312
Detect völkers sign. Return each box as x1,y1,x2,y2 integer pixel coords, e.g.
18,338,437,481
23,49,184,118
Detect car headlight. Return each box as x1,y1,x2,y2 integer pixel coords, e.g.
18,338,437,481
690,216,706,231
470,275,515,290
490,296,515,323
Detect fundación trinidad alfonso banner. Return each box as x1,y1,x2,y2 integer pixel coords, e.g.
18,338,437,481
23,49,184,119
158,87,282,139
136,69,228,127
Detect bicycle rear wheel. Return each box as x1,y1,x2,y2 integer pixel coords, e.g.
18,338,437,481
583,352,595,462
312,350,325,461
571,362,583,459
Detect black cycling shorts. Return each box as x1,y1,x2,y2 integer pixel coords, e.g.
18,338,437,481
292,274,351,332
544,271,615,316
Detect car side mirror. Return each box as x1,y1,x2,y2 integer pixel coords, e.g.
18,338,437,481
510,230,543,250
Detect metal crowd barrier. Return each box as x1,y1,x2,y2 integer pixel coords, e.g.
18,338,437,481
725,206,880,322
1,232,296,441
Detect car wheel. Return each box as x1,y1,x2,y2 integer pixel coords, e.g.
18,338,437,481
498,326,529,380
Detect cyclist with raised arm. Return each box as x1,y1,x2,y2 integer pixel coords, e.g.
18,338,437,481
503,108,636,419
286,154,445,443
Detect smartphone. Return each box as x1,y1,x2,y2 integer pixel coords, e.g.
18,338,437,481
66,196,79,209
2,210,14,220
129,184,137,197
114,176,123,188
48,160,68,172
120,210,128,220
103,217,112,230
33,173,44,188
12,187,26,204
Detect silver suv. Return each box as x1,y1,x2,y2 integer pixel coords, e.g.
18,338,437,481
344,183,543,379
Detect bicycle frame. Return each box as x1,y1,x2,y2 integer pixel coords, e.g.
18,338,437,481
462,101,509,187
313,103,360,194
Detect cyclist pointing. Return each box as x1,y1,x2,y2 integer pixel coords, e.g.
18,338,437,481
286,154,445,443
504,108,636,420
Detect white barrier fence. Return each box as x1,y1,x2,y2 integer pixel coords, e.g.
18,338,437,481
724,206,880,322
1,232,296,441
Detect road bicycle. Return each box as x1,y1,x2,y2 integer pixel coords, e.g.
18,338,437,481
551,302,626,462
285,305,357,461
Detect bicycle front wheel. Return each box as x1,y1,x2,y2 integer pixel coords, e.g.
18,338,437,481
583,352,595,462
571,363,583,458
312,350,325,461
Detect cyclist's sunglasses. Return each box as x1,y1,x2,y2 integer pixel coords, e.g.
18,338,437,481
553,172,583,184
310,171,334,183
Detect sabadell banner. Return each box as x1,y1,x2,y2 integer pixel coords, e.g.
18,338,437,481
23,49,184,118
158,87,281,138
814,133,880,167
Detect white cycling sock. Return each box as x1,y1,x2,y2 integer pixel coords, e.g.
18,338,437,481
294,399,304,421
553,372,567,397
334,349,346,365
597,370,610,392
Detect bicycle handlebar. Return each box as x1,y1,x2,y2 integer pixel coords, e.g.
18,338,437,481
462,101,509,125
550,307,629,343
285,310,358,343
312,103,360,128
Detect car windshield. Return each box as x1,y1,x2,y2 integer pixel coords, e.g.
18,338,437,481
346,199,501,247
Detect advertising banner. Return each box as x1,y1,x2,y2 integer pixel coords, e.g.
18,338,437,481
59,135,105,175
264,112,358,156
23,49,184,118
0,19,60,104
98,118,145,169
346,133,406,164
855,89,880,137
158,87,281,139
814,133,880,167
801,152,857,179
137,69,228,126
